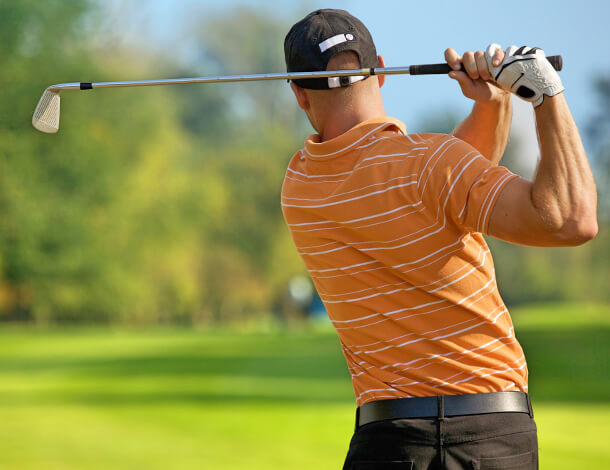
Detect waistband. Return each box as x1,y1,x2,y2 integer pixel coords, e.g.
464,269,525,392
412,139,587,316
356,391,533,430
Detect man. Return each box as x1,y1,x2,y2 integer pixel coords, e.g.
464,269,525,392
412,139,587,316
281,9,597,470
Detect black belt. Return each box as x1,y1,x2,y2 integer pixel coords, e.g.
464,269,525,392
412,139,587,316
356,391,532,429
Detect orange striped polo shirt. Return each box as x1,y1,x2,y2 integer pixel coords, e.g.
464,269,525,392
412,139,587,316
281,116,528,406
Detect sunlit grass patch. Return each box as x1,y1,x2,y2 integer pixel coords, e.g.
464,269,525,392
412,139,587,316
0,303,608,469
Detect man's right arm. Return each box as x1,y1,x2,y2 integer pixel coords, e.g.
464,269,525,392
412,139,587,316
487,93,598,246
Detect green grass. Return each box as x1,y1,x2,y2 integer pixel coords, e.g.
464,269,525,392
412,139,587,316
0,303,608,469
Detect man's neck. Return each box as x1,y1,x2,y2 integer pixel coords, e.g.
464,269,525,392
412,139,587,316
319,109,386,142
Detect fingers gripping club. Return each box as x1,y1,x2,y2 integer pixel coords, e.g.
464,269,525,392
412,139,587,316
408,54,562,76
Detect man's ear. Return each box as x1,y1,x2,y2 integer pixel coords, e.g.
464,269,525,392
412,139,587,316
290,82,310,111
377,55,386,88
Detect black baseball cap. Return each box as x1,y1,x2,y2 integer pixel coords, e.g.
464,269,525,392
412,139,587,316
284,9,378,90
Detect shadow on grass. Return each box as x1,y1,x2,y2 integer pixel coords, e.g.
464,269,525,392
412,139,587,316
0,327,608,406
0,332,356,406
0,390,356,407
0,333,350,380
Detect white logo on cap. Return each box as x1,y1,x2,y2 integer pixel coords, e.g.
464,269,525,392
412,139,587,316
318,33,352,53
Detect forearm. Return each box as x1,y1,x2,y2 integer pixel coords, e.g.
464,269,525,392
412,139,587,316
532,94,597,239
452,93,511,165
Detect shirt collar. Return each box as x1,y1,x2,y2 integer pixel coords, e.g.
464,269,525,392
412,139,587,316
303,116,406,159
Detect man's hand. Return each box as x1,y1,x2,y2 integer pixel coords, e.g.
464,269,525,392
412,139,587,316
485,44,564,107
445,47,509,103
447,47,511,165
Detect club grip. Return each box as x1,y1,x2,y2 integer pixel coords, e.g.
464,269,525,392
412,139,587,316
410,55,563,75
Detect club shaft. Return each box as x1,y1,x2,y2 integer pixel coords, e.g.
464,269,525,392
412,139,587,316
45,67,410,91
45,55,562,92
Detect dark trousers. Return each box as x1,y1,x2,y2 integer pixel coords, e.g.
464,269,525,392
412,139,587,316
343,412,538,469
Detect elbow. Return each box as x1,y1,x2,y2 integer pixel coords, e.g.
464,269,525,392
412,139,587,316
565,196,599,245
556,215,598,246
575,218,598,244
538,193,599,246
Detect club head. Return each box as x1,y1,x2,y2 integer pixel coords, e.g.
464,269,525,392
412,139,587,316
32,88,61,133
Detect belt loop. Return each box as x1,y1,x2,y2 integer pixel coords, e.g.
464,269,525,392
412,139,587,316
355,406,361,431
526,394,534,418
437,395,445,421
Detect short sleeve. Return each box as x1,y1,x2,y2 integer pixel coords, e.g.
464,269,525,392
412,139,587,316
417,135,518,234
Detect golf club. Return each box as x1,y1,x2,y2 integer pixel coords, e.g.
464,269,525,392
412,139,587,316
32,55,563,134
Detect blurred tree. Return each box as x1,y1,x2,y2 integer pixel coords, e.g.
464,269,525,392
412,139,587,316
170,8,311,323
0,2,309,324
412,109,461,134
0,0,210,322
194,8,306,133
169,67,231,140
0,0,98,320
587,76,610,221
487,233,609,306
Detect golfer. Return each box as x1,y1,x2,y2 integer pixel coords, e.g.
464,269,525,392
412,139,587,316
281,9,597,470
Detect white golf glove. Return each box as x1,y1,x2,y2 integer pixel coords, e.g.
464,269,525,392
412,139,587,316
485,44,564,107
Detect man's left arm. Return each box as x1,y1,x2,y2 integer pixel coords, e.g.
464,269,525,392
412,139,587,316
445,48,511,166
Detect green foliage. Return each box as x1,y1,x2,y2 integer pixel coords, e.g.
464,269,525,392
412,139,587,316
587,76,610,221
411,108,462,134
487,226,610,305
0,2,307,324
487,224,609,306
